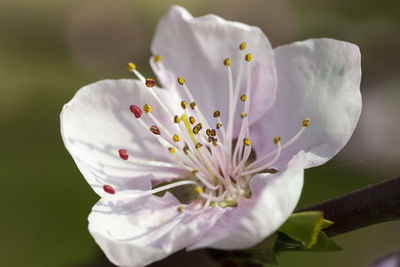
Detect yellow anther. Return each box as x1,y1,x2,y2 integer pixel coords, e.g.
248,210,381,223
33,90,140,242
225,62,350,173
302,118,310,127
192,126,199,135
195,143,203,149
189,116,196,124
243,138,251,146
177,77,185,85
216,123,222,129
154,54,162,63
177,206,184,212
127,62,136,72
190,102,196,109
208,136,215,143
274,136,281,145
162,218,166,223
195,186,203,194
183,145,189,155
181,100,188,109
173,134,180,142
241,112,247,118
240,94,247,102
196,123,203,131
239,42,247,50
213,110,220,118
143,104,151,113
168,147,175,154
206,129,211,136
210,129,216,137
212,139,218,146
192,168,199,173
174,115,180,123
223,58,231,67
245,53,252,62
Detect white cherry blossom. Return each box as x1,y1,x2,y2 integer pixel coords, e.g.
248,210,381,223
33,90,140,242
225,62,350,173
61,5,361,267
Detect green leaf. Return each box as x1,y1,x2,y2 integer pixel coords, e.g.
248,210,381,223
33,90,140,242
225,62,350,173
322,219,334,229
278,211,324,248
245,233,278,265
306,232,342,252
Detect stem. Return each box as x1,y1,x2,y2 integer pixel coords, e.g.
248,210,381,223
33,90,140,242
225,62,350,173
299,176,400,237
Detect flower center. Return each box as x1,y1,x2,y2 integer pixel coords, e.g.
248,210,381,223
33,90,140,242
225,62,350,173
105,42,310,213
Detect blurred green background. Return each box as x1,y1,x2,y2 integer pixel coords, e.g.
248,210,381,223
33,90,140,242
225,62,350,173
1,0,399,266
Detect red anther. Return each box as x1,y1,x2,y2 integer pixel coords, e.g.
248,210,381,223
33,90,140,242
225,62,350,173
150,125,161,135
130,105,142,118
103,185,115,194
145,78,156,88
118,149,129,160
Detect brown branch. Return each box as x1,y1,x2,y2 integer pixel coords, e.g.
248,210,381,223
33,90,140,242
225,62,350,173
299,176,400,237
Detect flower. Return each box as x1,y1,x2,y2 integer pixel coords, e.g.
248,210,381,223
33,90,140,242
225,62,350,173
60,5,361,267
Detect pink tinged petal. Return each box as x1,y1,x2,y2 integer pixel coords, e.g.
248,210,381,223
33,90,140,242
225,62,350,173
60,79,185,197
89,192,225,267
189,151,305,250
150,6,277,135
251,38,362,169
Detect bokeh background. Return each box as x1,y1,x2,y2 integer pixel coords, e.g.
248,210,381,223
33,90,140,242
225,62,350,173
1,0,399,266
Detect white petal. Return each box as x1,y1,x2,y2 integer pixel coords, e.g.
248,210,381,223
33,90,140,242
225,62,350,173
151,6,277,134
251,38,362,168
60,79,187,197
89,192,224,266
189,151,305,250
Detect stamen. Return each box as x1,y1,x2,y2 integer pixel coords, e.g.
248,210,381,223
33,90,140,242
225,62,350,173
239,42,247,50
213,110,220,118
172,134,180,142
193,126,199,135
232,57,252,168
150,125,161,135
189,116,196,124
223,58,231,67
183,146,189,155
168,147,175,154
245,53,252,62
177,206,184,212
243,138,251,146
154,54,162,63
246,121,309,170
195,186,203,194
127,62,136,72
302,118,310,127
103,185,115,194
173,115,180,123
274,136,281,145
143,104,151,113
177,77,185,85
190,102,196,109
130,105,142,118
145,78,156,88
181,100,188,109
216,123,222,129
195,143,203,149
240,94,247,102
242,139,281,176
118,149,129,160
